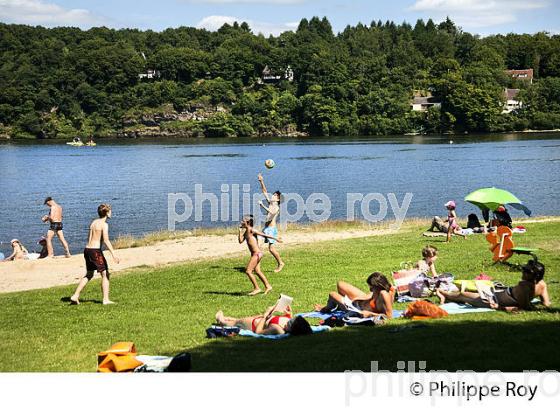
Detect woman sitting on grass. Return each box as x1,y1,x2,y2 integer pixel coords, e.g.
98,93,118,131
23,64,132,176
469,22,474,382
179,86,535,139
436,260,551,311
215,304,313,336
314,272,394,319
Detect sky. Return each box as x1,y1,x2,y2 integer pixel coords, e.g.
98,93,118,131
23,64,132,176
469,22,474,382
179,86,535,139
0,0,558,36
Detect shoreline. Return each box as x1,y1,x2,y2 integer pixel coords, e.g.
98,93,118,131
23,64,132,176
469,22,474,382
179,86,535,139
1,217,558,294
2,130,560,143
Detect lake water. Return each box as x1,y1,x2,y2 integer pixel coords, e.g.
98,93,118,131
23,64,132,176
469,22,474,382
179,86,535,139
1,133,559,255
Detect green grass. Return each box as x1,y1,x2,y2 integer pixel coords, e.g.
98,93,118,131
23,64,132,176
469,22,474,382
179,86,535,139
1,221,559,372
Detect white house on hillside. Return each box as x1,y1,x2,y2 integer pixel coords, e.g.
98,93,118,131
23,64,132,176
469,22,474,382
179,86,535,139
503,88,523,114
411,96,441,112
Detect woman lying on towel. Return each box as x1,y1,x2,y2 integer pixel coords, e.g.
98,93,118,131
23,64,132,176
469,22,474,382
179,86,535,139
436,260,550,311
314,272,395,319
215,304,313,336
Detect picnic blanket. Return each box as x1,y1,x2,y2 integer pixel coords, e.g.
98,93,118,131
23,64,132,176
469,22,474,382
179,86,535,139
239,325,331,339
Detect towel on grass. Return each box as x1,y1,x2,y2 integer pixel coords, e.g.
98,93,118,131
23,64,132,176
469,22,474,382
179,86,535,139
134,355,174,372
239,325,331,339
440,302,494,314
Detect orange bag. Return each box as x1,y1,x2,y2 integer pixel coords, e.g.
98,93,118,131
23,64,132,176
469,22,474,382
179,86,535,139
97,342,141,372
403,300,448,319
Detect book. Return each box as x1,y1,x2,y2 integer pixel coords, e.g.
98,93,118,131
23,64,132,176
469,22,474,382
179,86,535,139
275,294,293,312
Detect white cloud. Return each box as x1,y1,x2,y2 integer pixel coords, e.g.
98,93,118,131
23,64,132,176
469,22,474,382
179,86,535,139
408,0,549,28
196,15,298,36
0,0,109,28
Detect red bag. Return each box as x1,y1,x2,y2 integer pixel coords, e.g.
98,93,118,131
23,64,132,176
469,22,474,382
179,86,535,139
403,300,448,319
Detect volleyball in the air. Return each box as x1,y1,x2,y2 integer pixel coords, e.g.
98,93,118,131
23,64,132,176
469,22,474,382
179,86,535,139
264,159,275,169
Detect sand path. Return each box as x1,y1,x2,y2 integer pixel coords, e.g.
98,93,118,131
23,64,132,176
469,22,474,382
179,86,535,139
0,227,395,294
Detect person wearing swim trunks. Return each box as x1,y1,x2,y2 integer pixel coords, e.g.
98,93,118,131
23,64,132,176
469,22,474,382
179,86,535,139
257,173,285,272
215,303,312,336
436,260,550,311
238,215,279,296
314,272,395,319
70,203,120,305
42,196,71,257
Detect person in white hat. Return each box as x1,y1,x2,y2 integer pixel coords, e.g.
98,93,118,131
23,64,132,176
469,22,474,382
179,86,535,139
2,239,28,261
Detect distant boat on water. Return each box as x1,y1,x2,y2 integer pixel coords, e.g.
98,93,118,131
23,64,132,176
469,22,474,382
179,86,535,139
66,137,96,147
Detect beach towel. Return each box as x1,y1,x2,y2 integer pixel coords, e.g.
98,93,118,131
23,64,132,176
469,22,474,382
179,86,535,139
299,310,404,320
239,325,330,339
422,229,473,237
454,280,494,292
440,302,494,314
392,269,422,296
134,355,174,372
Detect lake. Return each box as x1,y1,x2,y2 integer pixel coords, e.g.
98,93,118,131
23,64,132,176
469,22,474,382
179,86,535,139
1,133,559,255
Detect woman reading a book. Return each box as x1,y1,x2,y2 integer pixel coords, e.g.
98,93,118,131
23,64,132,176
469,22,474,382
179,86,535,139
215,302,312,336
314,272,394,319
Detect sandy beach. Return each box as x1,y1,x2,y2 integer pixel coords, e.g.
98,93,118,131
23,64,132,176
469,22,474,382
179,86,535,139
0,226,397,294
2,217,557,294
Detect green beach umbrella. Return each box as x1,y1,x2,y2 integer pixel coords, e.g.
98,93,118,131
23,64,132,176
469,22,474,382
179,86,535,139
465,187,531,216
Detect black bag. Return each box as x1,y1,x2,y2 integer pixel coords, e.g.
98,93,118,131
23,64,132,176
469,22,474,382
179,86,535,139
167,352,192,372
206,325,240,338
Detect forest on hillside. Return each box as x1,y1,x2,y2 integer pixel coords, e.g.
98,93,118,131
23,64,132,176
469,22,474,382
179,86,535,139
1,17,559,139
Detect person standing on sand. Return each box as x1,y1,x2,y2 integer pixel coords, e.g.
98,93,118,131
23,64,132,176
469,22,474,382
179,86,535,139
238,215,278,296
70,204,119,305
257,173,285,272
42,196,71,257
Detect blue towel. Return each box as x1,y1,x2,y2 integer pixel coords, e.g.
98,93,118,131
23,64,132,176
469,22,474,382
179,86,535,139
440,302,494,314
299,310,404,320
239,325,331,339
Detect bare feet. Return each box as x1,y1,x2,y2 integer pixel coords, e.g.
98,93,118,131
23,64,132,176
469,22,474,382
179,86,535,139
264,286,273,295
102,300,115,305
70,296,79,305
248,289,262,296
435,289,445,305
215,310,225,325
274,262,285,273
65,253,72,258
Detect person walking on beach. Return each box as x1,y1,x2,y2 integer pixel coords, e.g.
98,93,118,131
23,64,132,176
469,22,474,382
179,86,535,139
238,215,278,296
257,173,285,272
42,196,71,257
70,204,119,305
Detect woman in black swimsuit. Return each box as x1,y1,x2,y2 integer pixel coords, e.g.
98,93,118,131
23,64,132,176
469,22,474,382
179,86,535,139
436,260,550,311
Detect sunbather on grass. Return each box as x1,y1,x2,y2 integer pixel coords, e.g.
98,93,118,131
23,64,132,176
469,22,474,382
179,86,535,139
436,260,551,311
215,304,312,336
314,272,394,319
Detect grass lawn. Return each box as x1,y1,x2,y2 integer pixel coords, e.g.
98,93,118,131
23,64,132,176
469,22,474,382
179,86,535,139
1,221,559,372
